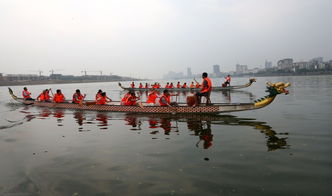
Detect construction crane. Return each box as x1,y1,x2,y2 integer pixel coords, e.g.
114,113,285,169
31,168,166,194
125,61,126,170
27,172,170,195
29,70,44,77
49,69,63,75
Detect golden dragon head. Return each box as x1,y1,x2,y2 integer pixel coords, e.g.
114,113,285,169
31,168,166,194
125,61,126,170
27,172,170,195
266,82,291,96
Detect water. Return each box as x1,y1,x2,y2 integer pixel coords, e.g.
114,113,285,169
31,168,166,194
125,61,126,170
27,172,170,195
0,76,331,196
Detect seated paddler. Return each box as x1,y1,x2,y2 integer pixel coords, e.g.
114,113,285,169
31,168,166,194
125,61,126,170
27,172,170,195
53,89,66,103
122,91,140,106
159,90,172,107
37,89,51,102
72,89,86,104
22,87,34,100
96,92,112,105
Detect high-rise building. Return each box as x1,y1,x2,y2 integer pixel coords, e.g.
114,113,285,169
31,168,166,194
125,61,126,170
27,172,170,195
236,64,248,74
187,67,192,78
277,58,293,70
265,60,272,69
213,64,221,77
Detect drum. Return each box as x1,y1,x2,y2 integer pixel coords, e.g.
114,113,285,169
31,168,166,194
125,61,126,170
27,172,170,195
186,95,196,106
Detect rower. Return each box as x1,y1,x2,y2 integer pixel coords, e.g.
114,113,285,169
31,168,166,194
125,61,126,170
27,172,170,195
139,83,143,88
131,82,135,88
169,83,174,88
159,89,171,107
176,82,181,88
190,82,195,88
72,89,86,104
22,87,34,100
36,89,51,102
95,89,102,101
146,90,159,106
145,83,149,88
194,72,212,106
96,92,112,105
53,89,65,103
165,82,170,88
123,91,139,106
182,83,187,88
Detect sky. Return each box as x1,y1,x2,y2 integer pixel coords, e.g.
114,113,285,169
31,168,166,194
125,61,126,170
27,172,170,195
0,0,331,79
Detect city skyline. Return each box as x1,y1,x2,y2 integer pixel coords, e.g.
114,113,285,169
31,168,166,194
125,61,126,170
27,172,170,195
1,0,332,79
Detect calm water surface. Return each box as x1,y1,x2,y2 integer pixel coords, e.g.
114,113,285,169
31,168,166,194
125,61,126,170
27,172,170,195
0,76,331,196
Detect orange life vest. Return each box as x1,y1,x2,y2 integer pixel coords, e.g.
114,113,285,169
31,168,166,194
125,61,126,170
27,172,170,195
96,96,107,105
139,84,143,88
72,93,84,104
121,93,131,105
177,83,181,88
147,92,158,104
165,84,169,88
190,83,194,88
22,90,31,99
201,77,212,93
124,94,137,106
131,83,135,88
196,83,200,88
38,92,46,101
182,84,187,88
169,84,173,88
159,94,170,106
53,93,65,103
225,76,231,82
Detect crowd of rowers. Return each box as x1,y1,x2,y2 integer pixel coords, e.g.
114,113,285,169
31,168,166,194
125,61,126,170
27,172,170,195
21,72,225,107
129,74,231,89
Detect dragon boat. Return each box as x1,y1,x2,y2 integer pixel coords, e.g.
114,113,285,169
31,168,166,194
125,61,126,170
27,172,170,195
8,82,290,114
118,78,256,92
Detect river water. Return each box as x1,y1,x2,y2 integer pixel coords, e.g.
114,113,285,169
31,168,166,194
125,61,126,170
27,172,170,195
0,76,331,196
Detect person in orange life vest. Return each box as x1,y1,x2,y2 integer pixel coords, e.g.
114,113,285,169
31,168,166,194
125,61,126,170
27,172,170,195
72,89,86,104
96,92,112,105
139,83,143,88
194,72,212,106
169,82,174,88
176,82,181,88
123,91,139,106
182,83,187,88
190,82,195,88
121,91,131,105
95,89,103,101
195,82,200,88
165,82,170,88
145,83,149,88
159,89,172,107
146,90,159,106
53,89,66,103
224,74,231,86
36,89,51,102
22,87,34,100
130,82,135,88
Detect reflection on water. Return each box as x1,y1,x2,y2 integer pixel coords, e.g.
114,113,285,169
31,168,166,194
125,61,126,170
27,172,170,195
10,105,289,151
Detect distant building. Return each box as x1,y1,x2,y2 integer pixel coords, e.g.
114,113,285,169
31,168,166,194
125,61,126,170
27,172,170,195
265,60,273,69
236,64,248,74
6,74,40,81
212,65,222,77
163,71,185,79
0,73,3,80
277,58,293,70
308,57,324,70
187,67,192,78
293,61,309,71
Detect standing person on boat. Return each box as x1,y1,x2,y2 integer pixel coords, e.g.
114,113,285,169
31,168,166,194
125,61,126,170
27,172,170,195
96,92,112,105
224,75,231,86
182,83,187,88
194,72,212,106
159,90,172,107
72,89,86,104
53,89,66,103
131,82,135,88
139,83,143,89
146,90,159,106
177,82,181,88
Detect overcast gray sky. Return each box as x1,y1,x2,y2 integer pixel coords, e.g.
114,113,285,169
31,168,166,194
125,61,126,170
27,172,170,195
0,0,331,78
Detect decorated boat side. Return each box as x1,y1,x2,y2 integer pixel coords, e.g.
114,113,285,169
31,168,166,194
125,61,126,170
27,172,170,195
118,78,256,92
8,81,289,114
